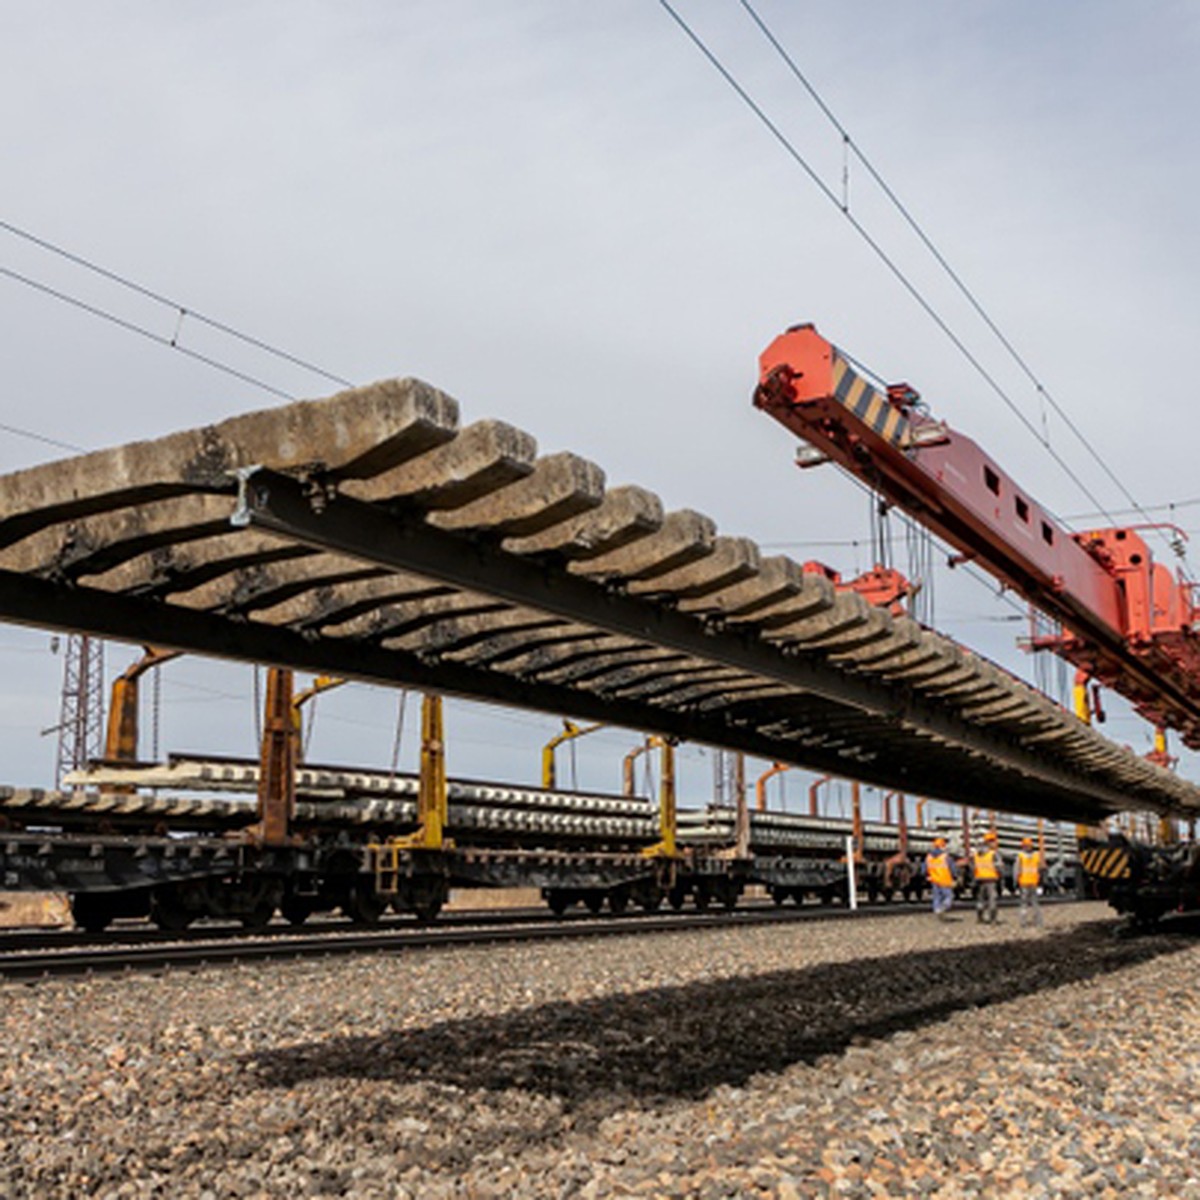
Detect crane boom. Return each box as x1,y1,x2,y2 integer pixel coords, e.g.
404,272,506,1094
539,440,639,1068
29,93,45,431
755,323,1200,748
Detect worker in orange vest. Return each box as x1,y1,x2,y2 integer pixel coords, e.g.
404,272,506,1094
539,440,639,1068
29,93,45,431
925,836,956,919
1015,836,1044,929
973,830,1002,924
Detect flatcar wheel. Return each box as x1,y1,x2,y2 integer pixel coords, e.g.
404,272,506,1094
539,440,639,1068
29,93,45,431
584,892,604,914
151,891,193,932
412,896,443,925
608,888,629,915
240,901,275,930
344,885,386,926
668,887,686,911
280,894,314,926
693,888,711,912
71,893,114,934
547,890,570,916
770,887,785,907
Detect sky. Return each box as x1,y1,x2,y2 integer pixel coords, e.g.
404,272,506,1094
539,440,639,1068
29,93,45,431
1,1,1199,815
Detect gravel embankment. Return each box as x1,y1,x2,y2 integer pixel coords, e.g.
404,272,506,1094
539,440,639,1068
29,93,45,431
2,901,1199,1198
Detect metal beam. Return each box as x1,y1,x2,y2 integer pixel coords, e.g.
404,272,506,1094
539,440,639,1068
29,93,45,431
228,468,1144,814
0,568,1116,820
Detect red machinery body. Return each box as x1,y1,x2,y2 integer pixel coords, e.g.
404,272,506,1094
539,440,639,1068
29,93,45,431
755,323,1200,747
802,560,912,617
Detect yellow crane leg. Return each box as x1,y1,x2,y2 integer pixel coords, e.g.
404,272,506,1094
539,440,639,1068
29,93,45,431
642,736,677,859
101,646,182,793
371,693,452,892
541,719,605,789
256,666,296,846
387,692,451,852
1071,673,1104,845
732,751,749,859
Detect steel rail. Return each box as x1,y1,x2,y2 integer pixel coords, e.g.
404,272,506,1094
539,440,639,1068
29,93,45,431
0,906,648,952
0,897,1076,981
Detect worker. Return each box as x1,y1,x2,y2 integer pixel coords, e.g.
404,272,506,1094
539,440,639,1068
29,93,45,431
925,836,956,919
1015,836,1044,929
973,830,1002,924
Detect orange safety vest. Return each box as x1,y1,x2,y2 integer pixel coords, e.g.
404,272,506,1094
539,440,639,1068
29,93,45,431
973,849,999,881
926,850,954,887
1017,850,1041,888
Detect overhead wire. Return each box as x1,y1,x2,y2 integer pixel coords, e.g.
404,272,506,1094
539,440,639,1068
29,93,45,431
735,0,1156,530
0,419,84,455
658,1,1192,582
0,217,363,460
0,219,354,389
0,262,295,402
1061,497,1200,524
654,0,1119,528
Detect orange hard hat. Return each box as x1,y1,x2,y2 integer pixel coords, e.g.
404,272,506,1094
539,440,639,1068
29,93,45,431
933,836,946,847
1021,837,1034,847
983,831,998,841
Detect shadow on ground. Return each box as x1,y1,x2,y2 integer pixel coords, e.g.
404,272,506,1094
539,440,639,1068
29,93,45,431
245,919,1194,1116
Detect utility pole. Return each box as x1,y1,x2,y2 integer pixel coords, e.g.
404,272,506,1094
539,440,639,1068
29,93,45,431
55,634,105,790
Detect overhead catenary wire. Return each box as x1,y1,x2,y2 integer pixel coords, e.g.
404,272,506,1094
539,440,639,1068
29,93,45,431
654,0,1117,526
742,0,1196,583
735,1,1153,523
0,221,362,459
0,219,354,390
0,420,84,455
0,263,296,401
1061,497,1200,524
658,1,1193,582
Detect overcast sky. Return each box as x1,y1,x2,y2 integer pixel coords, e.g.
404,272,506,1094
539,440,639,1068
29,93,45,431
2,2,1198,811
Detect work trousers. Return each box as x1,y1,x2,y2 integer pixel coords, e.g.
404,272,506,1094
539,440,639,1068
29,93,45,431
975,879,998,923
1018,884,1043,928
931,883,955,915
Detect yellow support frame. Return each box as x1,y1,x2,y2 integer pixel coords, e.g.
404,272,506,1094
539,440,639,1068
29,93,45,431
541,719,605,789
376,692,452,855
641,735,678,859
255,666,296,846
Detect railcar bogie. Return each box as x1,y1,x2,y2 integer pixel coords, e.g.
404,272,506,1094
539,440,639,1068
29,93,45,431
70,888,150,933
280,889,316,926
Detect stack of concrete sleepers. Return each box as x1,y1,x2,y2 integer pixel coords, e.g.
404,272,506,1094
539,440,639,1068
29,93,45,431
1,377,1197,824
52,758,659,846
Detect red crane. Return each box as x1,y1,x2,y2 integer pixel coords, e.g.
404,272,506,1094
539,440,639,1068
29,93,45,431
754,323,1200,749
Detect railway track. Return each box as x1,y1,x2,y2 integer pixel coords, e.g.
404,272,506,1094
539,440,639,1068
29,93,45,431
0,905,608,952
0,896,1071,981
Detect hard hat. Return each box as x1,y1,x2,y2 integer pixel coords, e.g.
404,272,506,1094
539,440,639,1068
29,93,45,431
933,836,946,847
983,831,998,841
1021,837,1034,847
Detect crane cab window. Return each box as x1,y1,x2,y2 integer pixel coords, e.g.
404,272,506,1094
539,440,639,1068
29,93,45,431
1041,521,1054,546
984,466,1000,495
1015,496,1030,523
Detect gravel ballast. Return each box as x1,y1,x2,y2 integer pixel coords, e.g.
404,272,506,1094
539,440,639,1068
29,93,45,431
2,901,1198,1198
